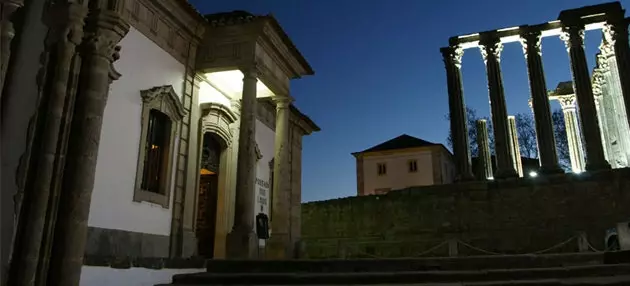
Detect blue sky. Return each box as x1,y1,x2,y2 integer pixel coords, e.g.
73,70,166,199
189,0,629,202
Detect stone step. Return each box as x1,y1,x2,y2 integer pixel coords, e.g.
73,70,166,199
167,263,630,285
204,252,613,273
157,274,630,286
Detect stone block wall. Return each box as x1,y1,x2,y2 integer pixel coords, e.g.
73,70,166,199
302,169,630,258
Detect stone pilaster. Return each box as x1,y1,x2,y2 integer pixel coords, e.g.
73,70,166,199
479,33,517,179
558,95,586,173
475,119,493,180
440,46,474,181
267,96,292,259
226,66,259,259
520,29,562,174
7,2,88,285
0,0,24,95
47,4,129,285
560,22,610,171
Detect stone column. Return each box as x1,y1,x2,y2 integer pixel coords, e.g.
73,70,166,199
560,22,610,171
475,119,493,180
47,6,129,286
508,116,523,177
267,96,292,259
0,0,24,95
479,34,517,179
226,66,259,259
558,95,586,173
592,69,613,166
600,27,630,167
7,2,88,285
520,29,562,174
606,16,630,136
440,46,474,181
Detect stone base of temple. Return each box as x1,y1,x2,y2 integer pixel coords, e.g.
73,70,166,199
157,251,630,285
265,233,291,259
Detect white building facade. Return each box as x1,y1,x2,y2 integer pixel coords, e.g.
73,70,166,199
1,1,318,285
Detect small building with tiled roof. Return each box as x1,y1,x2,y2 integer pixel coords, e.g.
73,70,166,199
352,134,456,196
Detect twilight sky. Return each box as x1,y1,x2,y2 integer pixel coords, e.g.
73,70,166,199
189,0,630,202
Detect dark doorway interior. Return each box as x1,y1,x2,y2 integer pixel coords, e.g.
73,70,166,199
196,133,222,258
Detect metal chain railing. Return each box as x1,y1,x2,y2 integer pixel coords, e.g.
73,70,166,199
327,234,613,259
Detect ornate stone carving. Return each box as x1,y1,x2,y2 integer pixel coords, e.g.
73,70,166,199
441,45,464,69
520,29,542,57
82,11,130,59
560,25,585,52
479,39,503,64
557,94,577,110
200,102,237,145
140,85,187,120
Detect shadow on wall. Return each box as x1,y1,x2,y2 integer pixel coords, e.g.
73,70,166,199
301,168,630,259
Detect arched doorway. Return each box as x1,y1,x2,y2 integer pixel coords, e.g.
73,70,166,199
196,132,224,257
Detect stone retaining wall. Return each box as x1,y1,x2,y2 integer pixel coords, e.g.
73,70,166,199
301,169,630,258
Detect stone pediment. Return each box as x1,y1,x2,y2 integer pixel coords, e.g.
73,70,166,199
196,12,313,95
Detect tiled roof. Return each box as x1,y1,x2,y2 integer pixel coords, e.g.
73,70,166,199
353,134,439,155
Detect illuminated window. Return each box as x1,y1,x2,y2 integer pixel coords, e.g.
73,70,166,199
377,163,387,176
134,85,186,208
408,160,418,173
141,109,172,194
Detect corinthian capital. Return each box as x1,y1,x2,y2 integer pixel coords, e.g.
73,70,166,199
557,94,577,110
519,29,542,57
560,24,585,51
440,45,464,69
82,10,130,59
479,33,503,64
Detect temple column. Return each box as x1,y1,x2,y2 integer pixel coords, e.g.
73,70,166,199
479,33,517,178
475,119,493,180
267,96,292,259
508,116,523,177
226,66,259,259
600,26,630,167
606,15,630,138
520,29,562,174
0,0,24,95
592,69,613,166
558,96,586,173
440,46,474,181
47,5,129,285
560,22,611,171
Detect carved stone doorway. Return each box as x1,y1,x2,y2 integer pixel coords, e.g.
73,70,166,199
196,132,223,258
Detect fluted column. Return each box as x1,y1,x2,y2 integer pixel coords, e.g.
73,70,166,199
226,66,259,259
560,22,610,171
0,0,24,95
267,96,292,259
480,34,517,178
7,2,88,285
441,46,474,181
592,68,613,166
520,29,562,174
508,116,523,177
475,119,493,180
606,16,630,134
47,5,129,285
558,95,586,173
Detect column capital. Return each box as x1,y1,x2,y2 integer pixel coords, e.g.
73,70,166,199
560,24,585,51
479,33,503,64
241,63,262,79
519,28,542,57
440,45,464,69
272,95,293,109
557,94,577,110
82,10,130,59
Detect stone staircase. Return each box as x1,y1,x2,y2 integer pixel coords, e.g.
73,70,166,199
158,251,630,285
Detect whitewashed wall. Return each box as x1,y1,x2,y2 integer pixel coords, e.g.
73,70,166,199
89,26,186,236
363,151,433,195
80,266,203,286
255,120,274,217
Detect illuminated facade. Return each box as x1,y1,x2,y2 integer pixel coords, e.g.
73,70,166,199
1,1,318,285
